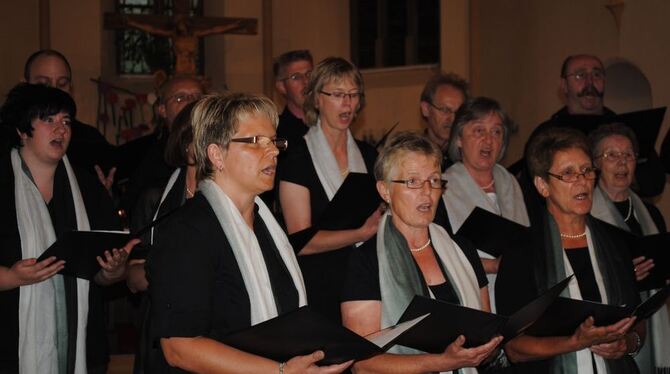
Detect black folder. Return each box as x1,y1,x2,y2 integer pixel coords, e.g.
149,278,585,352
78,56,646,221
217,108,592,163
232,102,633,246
395,276,571,352
288,173,381,250
455,207,530,257
526,282,670,337
219,306,428,365
37,230,130,280
625,231,670,291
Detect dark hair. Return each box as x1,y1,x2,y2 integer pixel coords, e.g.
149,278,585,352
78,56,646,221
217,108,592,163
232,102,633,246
0,83,76,148
23,49,72,81
447,97,514,162
165,101,197,168
588,122,639,158
526,127,590,179
374,131,442,182
420,72,468,104
273,50,314,78
560,54,604,77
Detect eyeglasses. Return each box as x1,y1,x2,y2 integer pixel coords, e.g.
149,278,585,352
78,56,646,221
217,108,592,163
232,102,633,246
319,90,363,102
467,126,504,140
280,71,312,82
596,150,637,163
230,135,288,151
166,93,202,104
563,69,606,82
546,167,598,183
429,102,456,116
391,177,447,189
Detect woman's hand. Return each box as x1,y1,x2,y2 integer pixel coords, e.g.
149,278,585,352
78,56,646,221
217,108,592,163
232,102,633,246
434,335,503,371
94,238,140,285
571,316,636,350
357,206,383,243
284,351,353,374
632,256,654,282
0,257,65,290
590,338,628,359
126,259,148,293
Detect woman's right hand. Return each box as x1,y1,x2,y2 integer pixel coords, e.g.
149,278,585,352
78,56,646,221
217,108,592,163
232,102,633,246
357,206,383,243
571,316,636,349
284,351,353,374
0,257,65,290
433,335,503,371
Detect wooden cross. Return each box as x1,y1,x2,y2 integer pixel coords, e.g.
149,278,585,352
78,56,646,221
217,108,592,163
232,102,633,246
105,0,257,75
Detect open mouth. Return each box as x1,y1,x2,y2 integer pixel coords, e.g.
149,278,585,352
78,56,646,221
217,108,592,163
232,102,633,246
261,165,276,176
480,148,493,158
574,192,590,201
50,139,65,148
417,202,433,212
339,112,352,122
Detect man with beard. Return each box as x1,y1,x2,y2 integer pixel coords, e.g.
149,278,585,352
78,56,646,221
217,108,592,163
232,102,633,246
525,54,665,198
419,72,468,171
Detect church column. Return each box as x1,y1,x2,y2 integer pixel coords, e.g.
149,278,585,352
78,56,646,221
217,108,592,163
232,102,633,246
439,0,471,83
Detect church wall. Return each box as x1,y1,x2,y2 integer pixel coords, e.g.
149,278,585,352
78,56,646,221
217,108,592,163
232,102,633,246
0,1,40,103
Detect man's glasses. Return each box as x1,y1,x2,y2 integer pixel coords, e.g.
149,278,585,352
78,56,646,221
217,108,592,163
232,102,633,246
429,102,456,116
280,71,312,82
166,93,202,104
391,177,447,189
319,90,363,102
230,136,288,151
563,69,606,82
596,150,637,163
547,167,598,183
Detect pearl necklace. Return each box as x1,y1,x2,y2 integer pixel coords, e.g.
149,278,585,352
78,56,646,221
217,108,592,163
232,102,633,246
560,231,587,239
410,239,431,252
481,179,495,190
186,186,195,198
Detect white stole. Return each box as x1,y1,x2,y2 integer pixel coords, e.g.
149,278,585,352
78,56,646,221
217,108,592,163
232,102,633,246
562,228,609,374
198,179,307,324
591,186,669,370
12,149,89,374
303,120,367,200
443,162,529,312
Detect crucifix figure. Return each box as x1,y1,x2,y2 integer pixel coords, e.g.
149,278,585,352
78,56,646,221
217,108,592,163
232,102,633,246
105,0,257,75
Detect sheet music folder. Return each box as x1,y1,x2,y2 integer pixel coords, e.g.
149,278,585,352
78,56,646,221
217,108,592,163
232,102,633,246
219,306,428,365
395,276,571,352
37,230,130,280
526,283,670,337
455,207,530,257
288,172,381,250
625,231,670,291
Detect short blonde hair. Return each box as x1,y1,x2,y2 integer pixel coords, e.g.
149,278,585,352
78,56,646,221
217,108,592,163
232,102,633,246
192,93,279,181
303,57,365,126
374,131,442,182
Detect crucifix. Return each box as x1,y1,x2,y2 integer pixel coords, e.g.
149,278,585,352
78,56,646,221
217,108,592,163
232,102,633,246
105,0,257,75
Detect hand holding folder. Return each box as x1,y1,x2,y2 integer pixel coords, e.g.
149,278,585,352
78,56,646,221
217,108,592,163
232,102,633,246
219,306,429,365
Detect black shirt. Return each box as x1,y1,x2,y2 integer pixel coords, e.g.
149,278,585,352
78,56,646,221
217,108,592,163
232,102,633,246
341,234,488,303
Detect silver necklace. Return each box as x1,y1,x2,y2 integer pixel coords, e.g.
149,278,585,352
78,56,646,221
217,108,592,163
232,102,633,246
410,239,431,252
623,197,633,221
481,179,495,190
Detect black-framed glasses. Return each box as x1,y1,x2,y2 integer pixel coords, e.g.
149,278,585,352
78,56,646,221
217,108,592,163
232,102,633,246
563,69,606,82
547,167,598,183
391,177,447,189
230,136,288,151
280,70,312,82
596,150,637,163
429,102,456,116
319,90,363,101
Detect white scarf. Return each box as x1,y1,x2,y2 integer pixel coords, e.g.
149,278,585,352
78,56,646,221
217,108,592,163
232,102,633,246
562,228,609,374
12,149,89,374
304,120,367,200
198,179,307,324
150,168,181,245
377,213,480,374
591,186,669,370
443,162,529,312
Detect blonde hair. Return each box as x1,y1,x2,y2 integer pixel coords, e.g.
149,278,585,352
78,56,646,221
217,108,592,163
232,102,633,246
303,57,365,126
192,93,279,181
